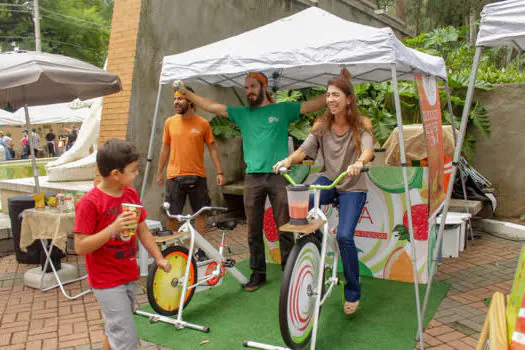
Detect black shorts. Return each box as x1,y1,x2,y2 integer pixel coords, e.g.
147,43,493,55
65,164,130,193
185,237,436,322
165,176,211,215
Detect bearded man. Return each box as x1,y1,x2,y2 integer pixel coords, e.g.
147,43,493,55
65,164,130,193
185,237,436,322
156,86,225,237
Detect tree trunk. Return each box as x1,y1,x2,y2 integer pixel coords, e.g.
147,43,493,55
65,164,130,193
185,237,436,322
396,0,407,22
415,0,422,34
469,6,477,44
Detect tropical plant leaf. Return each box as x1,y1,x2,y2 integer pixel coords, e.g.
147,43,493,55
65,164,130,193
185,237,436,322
288,119,312,141
470,102,491,137
276,90,303,103
209,116,240,138
462,134,476,163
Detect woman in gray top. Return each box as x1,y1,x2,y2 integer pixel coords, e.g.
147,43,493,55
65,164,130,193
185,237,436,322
273,76,374,315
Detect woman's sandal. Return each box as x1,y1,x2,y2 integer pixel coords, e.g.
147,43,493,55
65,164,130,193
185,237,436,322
344,300,359,315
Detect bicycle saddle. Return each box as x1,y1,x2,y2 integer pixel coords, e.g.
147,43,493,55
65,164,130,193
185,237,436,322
214,219,238,231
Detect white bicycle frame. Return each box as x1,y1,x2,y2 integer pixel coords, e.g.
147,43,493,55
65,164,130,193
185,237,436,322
302,187,340,350
246,178,346,350
136,205,248,332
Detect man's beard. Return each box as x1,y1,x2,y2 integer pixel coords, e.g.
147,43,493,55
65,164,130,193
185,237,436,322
176,102,189,114
247,90,265,107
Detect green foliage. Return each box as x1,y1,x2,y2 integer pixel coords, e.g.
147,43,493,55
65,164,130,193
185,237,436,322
0,0,112,67
275,87,326,144
209,116,240,138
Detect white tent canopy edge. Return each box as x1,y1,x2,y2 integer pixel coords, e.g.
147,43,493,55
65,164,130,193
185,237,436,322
142,7,453,349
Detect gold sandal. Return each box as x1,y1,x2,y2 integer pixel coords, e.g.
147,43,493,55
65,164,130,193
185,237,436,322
344,300,359,315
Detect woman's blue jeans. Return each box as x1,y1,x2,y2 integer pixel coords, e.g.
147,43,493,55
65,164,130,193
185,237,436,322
309,176,367,302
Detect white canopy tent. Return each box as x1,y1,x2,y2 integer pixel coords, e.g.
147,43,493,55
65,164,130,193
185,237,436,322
419,0,525,329
143,7,453,349
10,101,91,125
0,109,17,126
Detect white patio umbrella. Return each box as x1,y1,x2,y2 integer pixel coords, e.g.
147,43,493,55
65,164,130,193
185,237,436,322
0,50,121,192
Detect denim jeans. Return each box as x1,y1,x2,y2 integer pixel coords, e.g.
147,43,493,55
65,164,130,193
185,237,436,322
309,176,367,302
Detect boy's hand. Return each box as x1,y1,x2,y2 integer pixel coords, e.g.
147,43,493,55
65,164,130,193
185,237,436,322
156,258,172,273
111,211,137,233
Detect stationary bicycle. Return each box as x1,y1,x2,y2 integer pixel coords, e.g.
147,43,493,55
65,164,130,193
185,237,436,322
245,167,368,350
136,203,249,332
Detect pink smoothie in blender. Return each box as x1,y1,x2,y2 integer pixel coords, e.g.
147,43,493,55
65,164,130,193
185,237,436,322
286,184,310,225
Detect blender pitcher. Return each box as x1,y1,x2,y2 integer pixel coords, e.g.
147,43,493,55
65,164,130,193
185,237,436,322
286,184,310,225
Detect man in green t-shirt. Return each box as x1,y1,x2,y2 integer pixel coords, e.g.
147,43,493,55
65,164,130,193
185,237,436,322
175,72,325,291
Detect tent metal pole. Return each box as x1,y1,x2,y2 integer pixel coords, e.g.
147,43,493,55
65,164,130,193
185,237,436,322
140,84,163,201
23,103,40,194
420,46,483,324
138,84,162,277
444,82,474,244
391,64,424,350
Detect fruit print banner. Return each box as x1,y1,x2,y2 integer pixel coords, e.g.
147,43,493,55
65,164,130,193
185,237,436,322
415,73,446,217
263,165,431,284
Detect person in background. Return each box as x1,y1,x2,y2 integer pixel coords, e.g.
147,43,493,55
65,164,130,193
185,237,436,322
3,131,14,159
0,131,12,160
30,128,40,157
66,125,78,151
45,128,56,157
57,127,69,155
20,130,29,159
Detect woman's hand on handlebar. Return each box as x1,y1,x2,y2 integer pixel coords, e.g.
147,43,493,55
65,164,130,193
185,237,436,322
273,157,292,174
347,160,364,177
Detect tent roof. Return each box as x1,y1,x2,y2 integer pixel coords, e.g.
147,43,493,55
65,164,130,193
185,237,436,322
160,7,447,89
0,109,17,126
476,0,525,50
12,102,90,125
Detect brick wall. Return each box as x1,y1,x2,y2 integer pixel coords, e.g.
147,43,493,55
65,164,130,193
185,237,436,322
95,0,142,183
98,0,142,144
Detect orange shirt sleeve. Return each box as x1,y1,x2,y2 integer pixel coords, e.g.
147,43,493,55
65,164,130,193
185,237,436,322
203,119,215,145
162,118,171,145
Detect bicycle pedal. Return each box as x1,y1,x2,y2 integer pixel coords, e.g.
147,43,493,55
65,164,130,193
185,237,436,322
223,258,235,268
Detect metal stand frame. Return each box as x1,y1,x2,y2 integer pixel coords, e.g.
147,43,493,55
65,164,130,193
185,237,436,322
136,214,248,333
391,64,425,350
39,239,91,300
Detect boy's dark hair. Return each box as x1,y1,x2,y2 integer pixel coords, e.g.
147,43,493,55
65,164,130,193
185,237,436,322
97,139,139,177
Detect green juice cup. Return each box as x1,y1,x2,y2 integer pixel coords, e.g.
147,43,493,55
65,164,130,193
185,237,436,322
120,203,142,241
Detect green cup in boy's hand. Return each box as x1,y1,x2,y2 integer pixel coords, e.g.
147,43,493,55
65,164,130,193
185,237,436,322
110,210,137,241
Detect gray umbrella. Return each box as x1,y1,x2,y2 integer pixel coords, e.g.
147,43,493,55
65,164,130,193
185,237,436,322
0,50,121,193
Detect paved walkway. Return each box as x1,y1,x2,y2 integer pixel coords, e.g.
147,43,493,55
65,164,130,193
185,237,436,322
0,226,521,349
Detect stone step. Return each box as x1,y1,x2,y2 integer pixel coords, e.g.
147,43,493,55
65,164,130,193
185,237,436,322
0,237,13,254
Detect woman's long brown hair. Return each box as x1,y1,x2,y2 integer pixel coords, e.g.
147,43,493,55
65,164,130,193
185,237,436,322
311,77,364,155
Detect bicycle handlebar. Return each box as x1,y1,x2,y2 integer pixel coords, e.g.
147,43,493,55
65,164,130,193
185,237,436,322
279,166,369,189
162,202,228,221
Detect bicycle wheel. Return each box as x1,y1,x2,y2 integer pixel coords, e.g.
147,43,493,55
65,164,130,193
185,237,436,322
147,246,198,316
279,235,322,349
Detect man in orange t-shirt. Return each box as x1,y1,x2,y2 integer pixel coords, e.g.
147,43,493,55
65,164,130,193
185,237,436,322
156,86,225,235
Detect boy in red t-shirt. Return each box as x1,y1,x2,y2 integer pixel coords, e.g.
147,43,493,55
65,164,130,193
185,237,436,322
75,139,171,350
